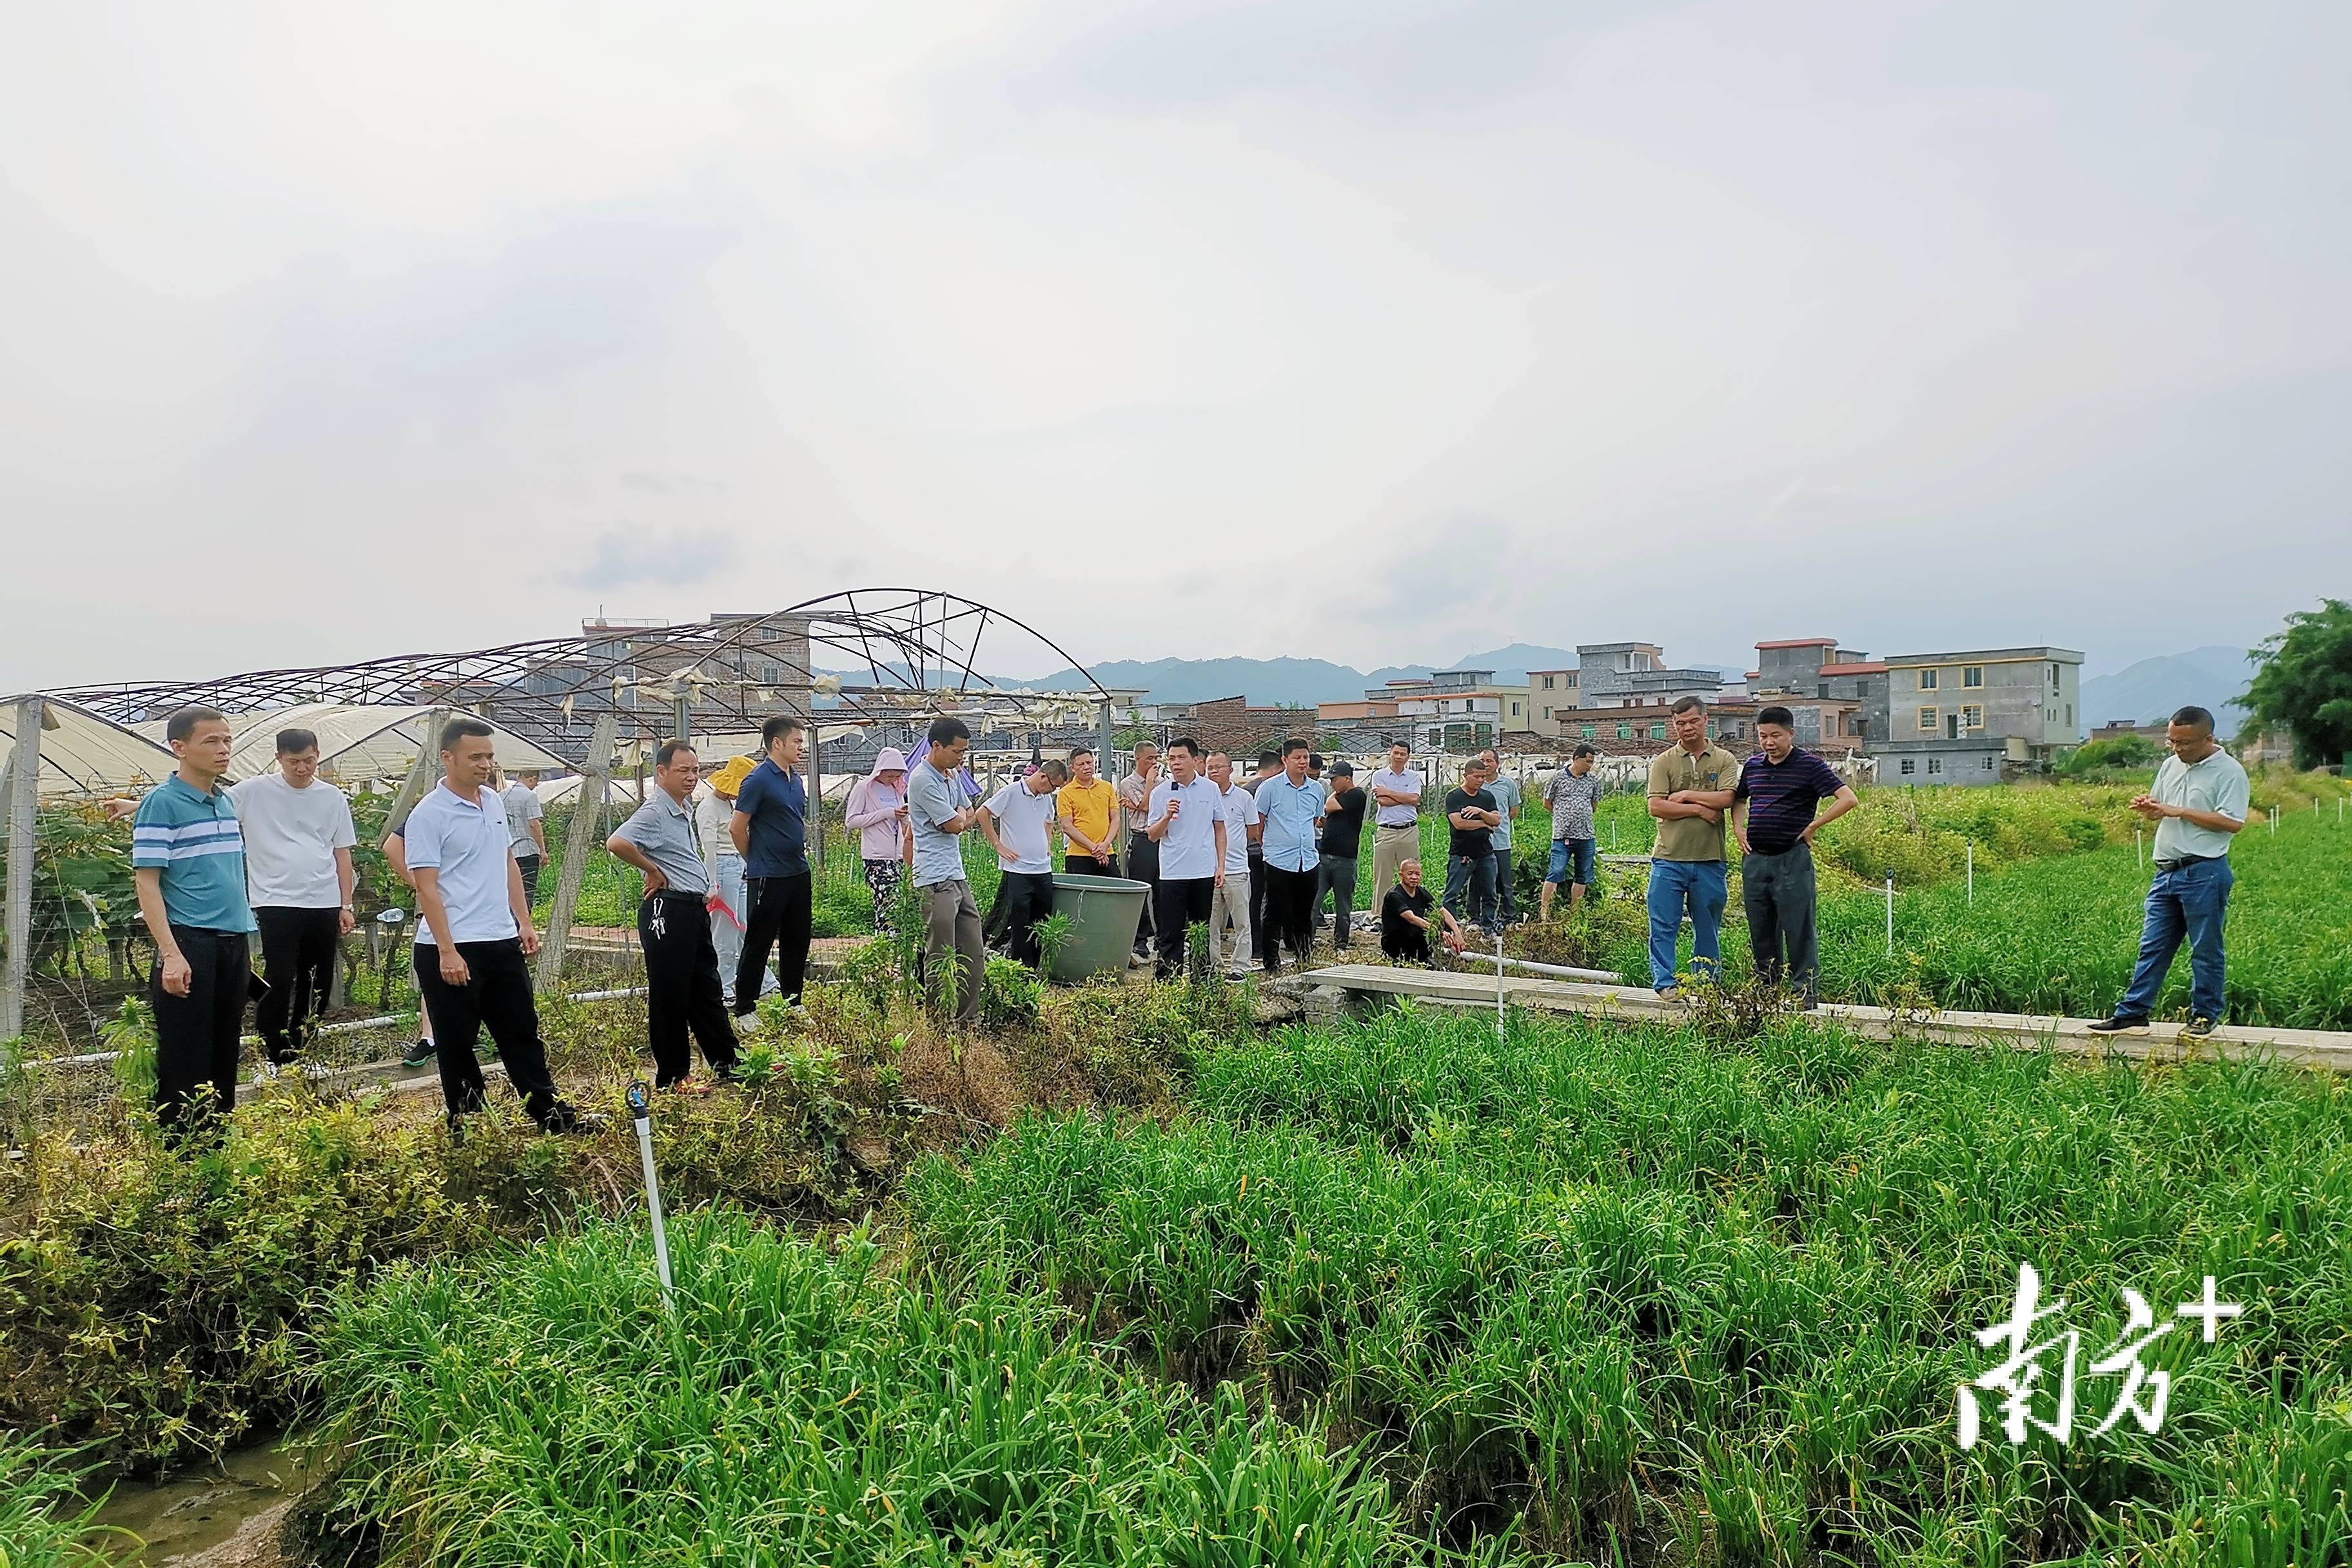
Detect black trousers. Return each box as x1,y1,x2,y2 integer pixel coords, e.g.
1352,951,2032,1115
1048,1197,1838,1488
1126,837,1161,952
995,870,1059,968
413,938,563,1120
1247,847,1268,959
253,905,339,1063
1259,864,1318,972
152,925,249,1137
736,871,811,1014
515,854,542,906
1153,876,1215,977
1064,852,1118,878
638,893,739,1085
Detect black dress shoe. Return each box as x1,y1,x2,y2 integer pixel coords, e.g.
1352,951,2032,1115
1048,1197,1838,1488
2087,1015,2148,1034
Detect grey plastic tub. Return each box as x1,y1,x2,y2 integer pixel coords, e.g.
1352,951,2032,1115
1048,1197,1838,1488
1047,874,1150,983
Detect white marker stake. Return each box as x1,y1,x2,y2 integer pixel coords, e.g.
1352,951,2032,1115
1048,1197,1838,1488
2271,805,2278,836
1885,874,1894,957
1966,841,1974,906
626,1081,676,1316
1494,937,1507,1042
2136,826,2144,870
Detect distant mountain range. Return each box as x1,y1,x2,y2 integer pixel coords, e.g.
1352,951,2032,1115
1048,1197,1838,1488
1011,644,1673,707
2080,645,2254,733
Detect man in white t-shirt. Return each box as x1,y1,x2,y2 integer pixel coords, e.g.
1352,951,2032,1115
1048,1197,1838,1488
501,769,547,906
1206,752,1260,975
978,758,1068,969
231,727,357,1069
1144,737,1227,979
404,718,589,1135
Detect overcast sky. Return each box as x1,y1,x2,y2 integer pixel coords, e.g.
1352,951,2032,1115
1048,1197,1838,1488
4,1,2346,691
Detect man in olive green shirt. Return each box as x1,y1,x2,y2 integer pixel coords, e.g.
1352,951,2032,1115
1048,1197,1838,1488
1644,696,1740,995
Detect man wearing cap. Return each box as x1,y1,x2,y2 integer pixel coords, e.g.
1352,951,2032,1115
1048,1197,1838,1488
608,740,740,1091
978,757,1068,968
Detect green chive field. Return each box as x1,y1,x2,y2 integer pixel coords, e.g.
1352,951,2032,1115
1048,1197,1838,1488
299,1005,2351,1567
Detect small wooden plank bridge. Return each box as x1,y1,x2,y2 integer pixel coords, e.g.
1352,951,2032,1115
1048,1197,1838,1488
1293,963,2352,1075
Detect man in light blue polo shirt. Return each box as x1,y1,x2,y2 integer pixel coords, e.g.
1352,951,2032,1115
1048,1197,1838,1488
2091,706,2250,1039
406,718,589,1135
907,716,986,1025
1253,739,1326,975
130,705,257,1137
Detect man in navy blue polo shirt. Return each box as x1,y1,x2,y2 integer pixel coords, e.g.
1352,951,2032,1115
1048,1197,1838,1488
1730,705,1858,1004
131,706,257,1137
729,715,811,1015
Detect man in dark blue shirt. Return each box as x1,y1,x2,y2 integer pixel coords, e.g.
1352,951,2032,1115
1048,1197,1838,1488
728,715,811,1014
1730,705,1857,1004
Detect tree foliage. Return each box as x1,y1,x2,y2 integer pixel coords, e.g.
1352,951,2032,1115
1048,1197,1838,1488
2242,598,2352,769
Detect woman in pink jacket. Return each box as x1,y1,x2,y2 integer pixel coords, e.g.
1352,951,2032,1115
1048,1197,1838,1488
843,747,915,930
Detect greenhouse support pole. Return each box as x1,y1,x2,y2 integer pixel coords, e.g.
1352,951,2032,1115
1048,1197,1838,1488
1099,700,1118,854
805,721,822,871
538,711,618,990
382,707,453,838
1,698,41,1043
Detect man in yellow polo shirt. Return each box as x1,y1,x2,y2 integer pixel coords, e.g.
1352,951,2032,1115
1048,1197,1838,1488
1645,696,1740,997
1056,746,1122,877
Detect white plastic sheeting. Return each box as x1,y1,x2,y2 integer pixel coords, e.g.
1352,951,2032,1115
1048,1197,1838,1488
130,703,570,785
0,696,179,798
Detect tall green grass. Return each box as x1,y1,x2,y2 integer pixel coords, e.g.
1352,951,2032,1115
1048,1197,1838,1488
0,1433,116,1568
905,1008,2352,1563
318,1213,1500,1567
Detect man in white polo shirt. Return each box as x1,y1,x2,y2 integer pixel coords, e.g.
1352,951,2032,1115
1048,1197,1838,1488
232,727,357,1070
977,757,1068,969
1144,736,1226,979
404,718,589,1135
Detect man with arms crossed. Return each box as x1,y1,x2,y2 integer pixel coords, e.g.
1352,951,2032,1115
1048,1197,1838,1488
730,716,812,1014
1539,745,1603,921
2090,705,2249,1039
907,718,987,1024
606,740,740,1092
1442,757,1502,936
1317,761,1366,948
1145,738,1227,979
978,757,1068,968
1730,707,1858,1005
1367,741,1424,904
131,707,258,1137
406,719,588,1135
1645,697,1740,998
234,727,356,1072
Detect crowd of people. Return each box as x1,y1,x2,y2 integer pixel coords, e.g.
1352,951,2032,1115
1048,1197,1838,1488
115,692,2249,1140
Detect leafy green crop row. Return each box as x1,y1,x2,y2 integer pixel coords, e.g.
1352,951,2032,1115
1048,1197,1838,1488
903,1010,2352,1563
318,1215,1480,1568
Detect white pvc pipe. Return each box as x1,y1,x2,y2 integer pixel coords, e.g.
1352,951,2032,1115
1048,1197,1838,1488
1487,952,1622,984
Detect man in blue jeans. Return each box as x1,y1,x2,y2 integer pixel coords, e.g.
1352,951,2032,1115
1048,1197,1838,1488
2091,706,2248,1038
1644,697,1740,996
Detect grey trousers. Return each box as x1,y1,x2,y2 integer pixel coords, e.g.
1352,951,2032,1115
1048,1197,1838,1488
920,877,986,1024
1741,843,1819,1002
1317,852,1360,946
